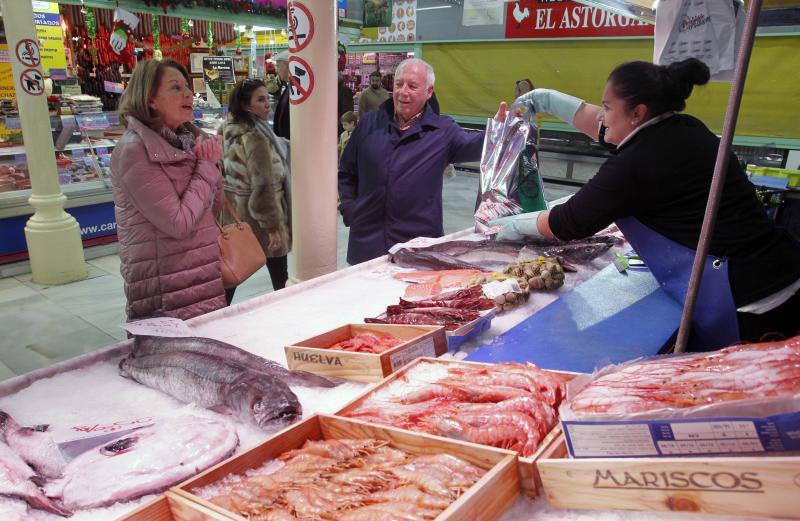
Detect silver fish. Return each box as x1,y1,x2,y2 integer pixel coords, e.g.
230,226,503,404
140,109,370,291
0,440,71,517
119,351,302,429
44,415,237,510
0,411,67,480
132,335,340,388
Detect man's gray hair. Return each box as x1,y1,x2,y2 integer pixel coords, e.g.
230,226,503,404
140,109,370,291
395,58,435,88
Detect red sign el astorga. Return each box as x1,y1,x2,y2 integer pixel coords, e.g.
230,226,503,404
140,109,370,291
287,1,315,53
506,0,653,39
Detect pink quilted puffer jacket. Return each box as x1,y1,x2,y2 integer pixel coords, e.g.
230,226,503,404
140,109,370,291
111,116,226,321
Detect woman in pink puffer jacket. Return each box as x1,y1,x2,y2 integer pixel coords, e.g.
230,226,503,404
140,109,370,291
112,59,226,321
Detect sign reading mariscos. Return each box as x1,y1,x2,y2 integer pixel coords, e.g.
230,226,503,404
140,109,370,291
505,0,653,39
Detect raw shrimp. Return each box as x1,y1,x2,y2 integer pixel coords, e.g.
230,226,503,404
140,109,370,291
408,454,485,481
280,439,385,462
364,485,452,510
569,336,800,415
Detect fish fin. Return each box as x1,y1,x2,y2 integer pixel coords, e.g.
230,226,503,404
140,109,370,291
286,371,344,388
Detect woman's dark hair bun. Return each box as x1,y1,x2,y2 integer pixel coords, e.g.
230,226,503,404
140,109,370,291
608,58,710,118
666,58,711,100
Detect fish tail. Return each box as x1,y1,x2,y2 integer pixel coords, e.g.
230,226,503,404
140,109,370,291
28,493,73,517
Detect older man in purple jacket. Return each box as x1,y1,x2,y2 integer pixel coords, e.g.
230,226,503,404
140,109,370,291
339,58,504,265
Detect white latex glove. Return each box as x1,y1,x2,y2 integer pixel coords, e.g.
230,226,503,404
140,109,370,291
516,89,584,125
489,211,545,241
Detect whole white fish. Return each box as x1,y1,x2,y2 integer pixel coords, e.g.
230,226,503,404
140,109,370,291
44,415,238,510
0,440,70,516
0,411,67,479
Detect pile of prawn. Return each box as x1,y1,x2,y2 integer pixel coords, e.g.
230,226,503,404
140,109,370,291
567,335,800,416
202,438,485,521
343,361,570,457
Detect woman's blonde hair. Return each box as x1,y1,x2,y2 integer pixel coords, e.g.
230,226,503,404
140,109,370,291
118,59,190,128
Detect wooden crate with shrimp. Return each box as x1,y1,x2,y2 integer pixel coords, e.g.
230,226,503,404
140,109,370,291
118,491,230,520
335,357,579,497
170,414,519,521
534,335,800,519
284,324,448,382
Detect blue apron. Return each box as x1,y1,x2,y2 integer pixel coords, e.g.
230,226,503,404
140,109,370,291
615,217,740,351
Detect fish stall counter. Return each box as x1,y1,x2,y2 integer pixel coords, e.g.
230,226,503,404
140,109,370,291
0,227,759,521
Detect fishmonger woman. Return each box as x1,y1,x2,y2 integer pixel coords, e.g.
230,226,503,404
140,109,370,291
492,58,800,349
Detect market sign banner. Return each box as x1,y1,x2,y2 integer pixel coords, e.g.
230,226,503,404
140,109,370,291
505,0,654,39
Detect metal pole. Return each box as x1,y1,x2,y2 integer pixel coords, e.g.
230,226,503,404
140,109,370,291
673,0,762,353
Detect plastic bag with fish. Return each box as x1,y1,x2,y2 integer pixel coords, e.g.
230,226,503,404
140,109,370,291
475,101,545,234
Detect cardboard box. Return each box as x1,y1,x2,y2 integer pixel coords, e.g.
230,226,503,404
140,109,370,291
336,357,577,497
285,323,447,382
561,410,800,458
537,435,800,519
172,414,519,521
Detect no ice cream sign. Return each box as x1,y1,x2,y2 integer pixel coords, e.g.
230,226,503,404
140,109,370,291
288,56,314,105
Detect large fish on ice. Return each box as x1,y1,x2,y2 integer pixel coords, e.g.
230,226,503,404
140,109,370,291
0,411,67,480
131,335,339,388
391,237,618,272
119,351,302,429
44,415,237,510
0,440,71,516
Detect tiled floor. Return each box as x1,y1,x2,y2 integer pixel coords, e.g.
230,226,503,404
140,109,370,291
0,171,578,380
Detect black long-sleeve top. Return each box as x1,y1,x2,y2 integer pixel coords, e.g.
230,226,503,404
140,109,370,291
549,114,800,307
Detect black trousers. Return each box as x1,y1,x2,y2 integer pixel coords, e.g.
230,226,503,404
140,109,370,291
225,255,289,305
738,289,800,342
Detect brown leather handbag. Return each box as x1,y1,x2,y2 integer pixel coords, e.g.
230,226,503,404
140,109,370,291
216,197,266,289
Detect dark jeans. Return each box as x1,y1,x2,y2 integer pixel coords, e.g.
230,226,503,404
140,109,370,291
225,255,289,305
738,289,800,342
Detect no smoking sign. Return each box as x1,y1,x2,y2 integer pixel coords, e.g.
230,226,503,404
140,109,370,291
287,1,314,52
288,56,314,105
16,39,41,67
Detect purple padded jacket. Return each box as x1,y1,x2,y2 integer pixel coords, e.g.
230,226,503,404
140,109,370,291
111,116,226,321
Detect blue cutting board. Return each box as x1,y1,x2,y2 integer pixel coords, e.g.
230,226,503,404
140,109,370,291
466,265,682,373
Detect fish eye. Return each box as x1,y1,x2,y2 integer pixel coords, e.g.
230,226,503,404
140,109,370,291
254,401,265,412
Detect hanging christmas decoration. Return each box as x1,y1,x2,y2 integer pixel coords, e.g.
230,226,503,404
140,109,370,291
110,8,140,68
337,41,347,72
140,0,287,18
181,18,191,40
153,15,162,60
235,30,242,56
207,22,214,49
85,8,97,40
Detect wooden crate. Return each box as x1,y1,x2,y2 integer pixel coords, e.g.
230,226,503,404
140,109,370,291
335,357,576,497
285,323,447,382
537,435,800,519
171,414,519,521
117,491,228,520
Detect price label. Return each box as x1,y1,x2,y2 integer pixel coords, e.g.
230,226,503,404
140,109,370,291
121,317,194,338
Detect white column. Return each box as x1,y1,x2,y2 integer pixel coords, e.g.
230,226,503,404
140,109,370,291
2,0,87,284
288,0,338,281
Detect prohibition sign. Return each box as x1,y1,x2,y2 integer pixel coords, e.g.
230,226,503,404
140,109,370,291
16,39,41,67
288,56,314,105
287,1,315,53
20,68,45,96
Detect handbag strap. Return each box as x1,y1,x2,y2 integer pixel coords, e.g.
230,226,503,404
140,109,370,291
217,194,243,233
